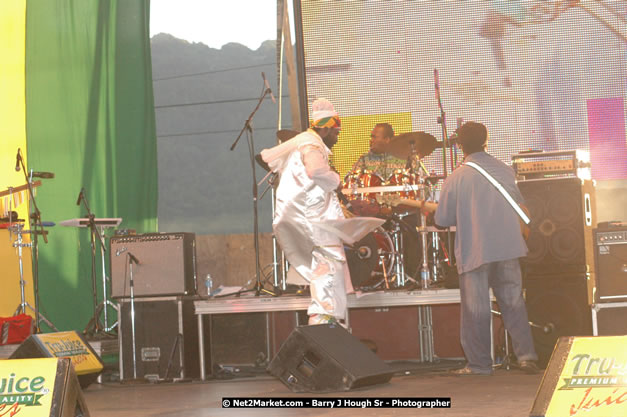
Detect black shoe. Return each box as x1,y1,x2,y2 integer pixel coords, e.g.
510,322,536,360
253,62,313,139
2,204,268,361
449,366,493,376
518,360,540,374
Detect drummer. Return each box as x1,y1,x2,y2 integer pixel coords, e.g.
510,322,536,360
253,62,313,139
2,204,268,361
351,123,406,179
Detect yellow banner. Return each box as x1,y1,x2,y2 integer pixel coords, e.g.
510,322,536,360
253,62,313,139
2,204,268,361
331,112,413,177
0,358,57,416
0,0,33,318
37,332,103,375
545,336,627,417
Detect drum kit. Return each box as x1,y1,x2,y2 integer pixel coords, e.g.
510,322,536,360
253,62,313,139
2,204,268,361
339,131,456,291
265,129,458,292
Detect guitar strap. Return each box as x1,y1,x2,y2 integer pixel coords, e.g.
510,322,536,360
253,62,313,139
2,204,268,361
464,161,531,225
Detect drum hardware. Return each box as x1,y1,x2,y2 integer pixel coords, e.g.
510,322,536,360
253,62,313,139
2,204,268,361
5,151,58,333
9,224,57,331
380,255,390,290
389,214,408,287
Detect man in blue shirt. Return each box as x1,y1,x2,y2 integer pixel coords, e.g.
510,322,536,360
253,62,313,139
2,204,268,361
434,121,538,375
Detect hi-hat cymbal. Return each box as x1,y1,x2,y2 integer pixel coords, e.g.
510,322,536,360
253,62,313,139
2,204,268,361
277,130,300,143
388,131,438,159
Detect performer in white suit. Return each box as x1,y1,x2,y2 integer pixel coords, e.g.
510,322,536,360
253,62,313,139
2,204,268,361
261,99,382,325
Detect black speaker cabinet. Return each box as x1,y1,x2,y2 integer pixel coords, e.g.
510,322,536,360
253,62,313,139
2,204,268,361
518,178,596,277
110,233,197,298
594,227,627,302
593,305,627,335
9,331,104,389
267,324,394,392
524,274,592,368
118,297,200,381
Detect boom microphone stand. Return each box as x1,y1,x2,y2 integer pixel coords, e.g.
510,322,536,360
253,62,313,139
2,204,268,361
14,148,58,332
77,188,109,335
229,74,276,297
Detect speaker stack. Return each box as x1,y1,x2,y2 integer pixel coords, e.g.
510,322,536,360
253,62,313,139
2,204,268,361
110,233,199,381
518,178,596,367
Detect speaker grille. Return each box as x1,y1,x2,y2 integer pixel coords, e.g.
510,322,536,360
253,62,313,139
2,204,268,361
519,178,596,276
110,233,197,298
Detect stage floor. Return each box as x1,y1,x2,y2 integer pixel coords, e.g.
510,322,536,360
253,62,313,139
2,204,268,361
83,369,542,416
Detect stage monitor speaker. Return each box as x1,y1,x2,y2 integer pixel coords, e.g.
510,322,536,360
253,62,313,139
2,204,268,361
524,274,592,368
0,357,90,417
110,233,197,298
530,335,627,417
518,178,596,276
593,227,627,302
9,330,104,389
118,297,200,381
267,324,394,392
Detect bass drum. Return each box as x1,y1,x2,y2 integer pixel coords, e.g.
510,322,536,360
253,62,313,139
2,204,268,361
345,228,395,290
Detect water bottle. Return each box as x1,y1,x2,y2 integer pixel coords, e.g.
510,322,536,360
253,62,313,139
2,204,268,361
205,273,213,296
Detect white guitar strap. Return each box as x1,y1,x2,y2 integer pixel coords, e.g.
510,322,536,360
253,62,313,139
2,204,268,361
464,161,531,225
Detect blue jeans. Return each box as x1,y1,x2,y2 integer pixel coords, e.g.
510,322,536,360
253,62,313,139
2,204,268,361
459,258,537,372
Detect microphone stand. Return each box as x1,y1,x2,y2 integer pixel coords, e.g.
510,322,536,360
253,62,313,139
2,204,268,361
126,251,140,379
77,188,108,335
229,81,275,297
15,150,58,333
434,69,455,259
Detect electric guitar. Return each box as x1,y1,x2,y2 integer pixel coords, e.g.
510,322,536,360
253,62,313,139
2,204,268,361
376,194,530,240
375,194,438,214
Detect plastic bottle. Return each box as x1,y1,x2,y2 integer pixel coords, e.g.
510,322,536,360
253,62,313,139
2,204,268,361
205,273,213,296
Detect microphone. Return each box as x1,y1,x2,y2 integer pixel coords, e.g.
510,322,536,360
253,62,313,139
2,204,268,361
15,149,21,172
261,72,276,104
30,171,55,179
128,253,140,265
76,188,84,206
434,69,440,101
115,247,127,256
335,189,354,213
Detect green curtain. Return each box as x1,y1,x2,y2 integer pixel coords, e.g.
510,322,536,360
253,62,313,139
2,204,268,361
25,0,157,331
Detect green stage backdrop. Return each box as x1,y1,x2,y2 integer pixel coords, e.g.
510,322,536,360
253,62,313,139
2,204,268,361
24,0,157,331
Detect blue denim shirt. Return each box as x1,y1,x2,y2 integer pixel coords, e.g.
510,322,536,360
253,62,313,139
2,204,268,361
434,151,528,274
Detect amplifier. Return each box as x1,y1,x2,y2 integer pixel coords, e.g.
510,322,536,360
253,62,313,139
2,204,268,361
512,149,591,180
594,227,627,302
110,233,197,298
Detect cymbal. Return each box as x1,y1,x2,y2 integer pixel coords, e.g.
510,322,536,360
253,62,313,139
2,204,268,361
277,129,300,143
255,154,271,172
388,131,438,159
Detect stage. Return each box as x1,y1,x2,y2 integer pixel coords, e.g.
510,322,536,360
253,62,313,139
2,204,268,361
83,369,543,416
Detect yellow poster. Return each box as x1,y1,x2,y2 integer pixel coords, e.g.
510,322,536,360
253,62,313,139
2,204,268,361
0,358,57,416
0,0,34,318
544,336,627,417
36,331,103,375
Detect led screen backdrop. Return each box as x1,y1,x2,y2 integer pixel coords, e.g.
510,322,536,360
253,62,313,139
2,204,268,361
297,0,627,180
